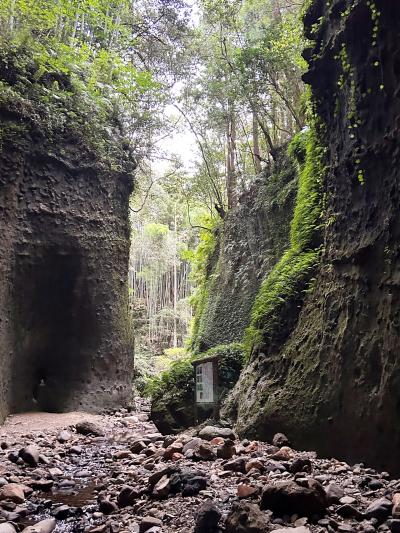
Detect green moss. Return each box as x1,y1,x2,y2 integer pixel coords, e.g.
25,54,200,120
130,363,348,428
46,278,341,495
190,148,297,354
145,357,195,404
289,128,325,251
244,125,325,358
146,343,244,430
244,249,319,352
0,40,135,175
187,220,219,350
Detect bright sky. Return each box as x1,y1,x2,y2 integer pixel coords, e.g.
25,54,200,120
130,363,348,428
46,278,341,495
152,1,201,178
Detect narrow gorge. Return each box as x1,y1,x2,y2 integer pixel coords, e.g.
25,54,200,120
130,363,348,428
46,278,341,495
1,0,400,532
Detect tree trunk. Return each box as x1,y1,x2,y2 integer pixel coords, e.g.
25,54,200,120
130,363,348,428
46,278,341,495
252,111,262,174
226,108,238,210
173,205,178,348
9,0,16,31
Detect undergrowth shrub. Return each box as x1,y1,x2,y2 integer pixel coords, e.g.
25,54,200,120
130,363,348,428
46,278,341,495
146,343,244,431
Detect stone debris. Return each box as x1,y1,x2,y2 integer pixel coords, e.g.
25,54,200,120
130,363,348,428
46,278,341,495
0,404,400,532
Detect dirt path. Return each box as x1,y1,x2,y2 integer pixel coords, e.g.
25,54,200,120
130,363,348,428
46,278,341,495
0,412,105,438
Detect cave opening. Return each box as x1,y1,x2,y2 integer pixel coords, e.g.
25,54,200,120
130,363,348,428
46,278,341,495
11,243,97,413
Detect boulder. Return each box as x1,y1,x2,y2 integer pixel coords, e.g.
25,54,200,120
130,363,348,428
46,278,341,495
117,485,140,507
260,480,327,517
131,440,148,454
194,501,221,533
237,483,258,498
152,475,171,499
336,504,364,520
272,433,291,447
19,445,40,467
388,519,400,533
225,501,270,533
217,439,235,459
0,483,26,503
139,516,162,533
0,525,17,533
195,443,216,461
52,505,71,519
163,442,183,460
57,430,72,443
274,526,311,533
225,457,246,473
271,446,294,461
182,438,202,454
393,493,400,518
75,420,104,436
325,483,345,504
182,475,207,496
364,498,392,522
245,459,264,473
289,458,312,474
198,426,235,441
21,519,56,533
99,499,118,514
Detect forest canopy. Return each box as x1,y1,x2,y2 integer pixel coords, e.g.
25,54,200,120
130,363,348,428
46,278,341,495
0,0,307,370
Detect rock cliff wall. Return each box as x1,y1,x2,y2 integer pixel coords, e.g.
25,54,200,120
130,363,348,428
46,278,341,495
192,150,297,353
227,0,400,474
0,52,135,419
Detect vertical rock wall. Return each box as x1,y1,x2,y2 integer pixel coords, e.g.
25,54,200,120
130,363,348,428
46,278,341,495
193,150,297,352
0,105,135,418
228,0,400,473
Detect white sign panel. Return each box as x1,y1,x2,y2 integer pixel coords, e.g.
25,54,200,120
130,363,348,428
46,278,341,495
196,362,214,403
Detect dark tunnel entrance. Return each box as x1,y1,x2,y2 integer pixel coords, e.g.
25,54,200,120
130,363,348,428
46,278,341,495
11,244,98,413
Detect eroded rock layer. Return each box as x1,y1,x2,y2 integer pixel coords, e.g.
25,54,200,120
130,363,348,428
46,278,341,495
0,104,135,418
228,0,400,473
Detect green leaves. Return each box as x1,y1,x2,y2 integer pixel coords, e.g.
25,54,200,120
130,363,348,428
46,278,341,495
0,0,155,115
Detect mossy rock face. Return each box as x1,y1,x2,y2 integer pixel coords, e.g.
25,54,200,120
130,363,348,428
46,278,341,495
0,43,135,420
0,42,136,177
148,344,244,434
225,0,400,474
192,148,297,353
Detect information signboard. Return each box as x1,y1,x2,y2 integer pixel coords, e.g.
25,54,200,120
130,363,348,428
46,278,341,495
196,361,214,403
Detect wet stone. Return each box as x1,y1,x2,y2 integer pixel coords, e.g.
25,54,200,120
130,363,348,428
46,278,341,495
52,504,72,519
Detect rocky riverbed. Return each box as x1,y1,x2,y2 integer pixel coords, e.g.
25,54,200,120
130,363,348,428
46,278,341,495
0,402,400,533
